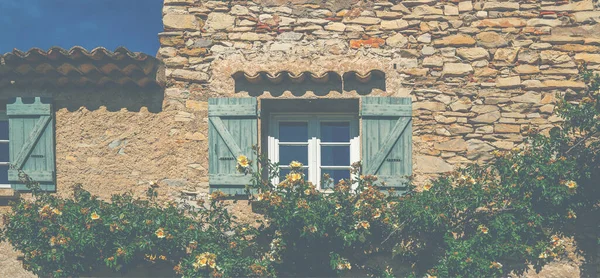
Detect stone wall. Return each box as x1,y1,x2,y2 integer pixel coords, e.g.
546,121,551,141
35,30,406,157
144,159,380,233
159,0,599,185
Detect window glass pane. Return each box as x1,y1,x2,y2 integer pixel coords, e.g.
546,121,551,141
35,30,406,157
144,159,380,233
279,145,308,165
279,122,308,142
0,143,8,162
279,168,291,180
321,146,349,166
0,165,8,184
0,121,7,140
321,169,350,189
320,122,350,142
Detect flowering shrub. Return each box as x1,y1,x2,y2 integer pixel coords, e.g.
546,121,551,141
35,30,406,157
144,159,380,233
2,70,598,278
240,156,399,277
233,68,598,277
0,180,272,277
237,150,592,277
387,69,599,277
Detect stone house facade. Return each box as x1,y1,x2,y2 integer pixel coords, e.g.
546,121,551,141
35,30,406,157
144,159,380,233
1,0,599,203
159,0,599,194
1,0,598,276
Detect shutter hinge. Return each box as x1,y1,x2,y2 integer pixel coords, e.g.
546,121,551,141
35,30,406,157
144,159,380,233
219,157,235,161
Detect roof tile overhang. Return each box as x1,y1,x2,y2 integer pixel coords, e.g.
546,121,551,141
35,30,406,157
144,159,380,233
232,70,384,85
0,46,164,89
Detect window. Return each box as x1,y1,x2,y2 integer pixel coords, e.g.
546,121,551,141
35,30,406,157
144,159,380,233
268,114,359,190
207,97,413,195
0,100,8,188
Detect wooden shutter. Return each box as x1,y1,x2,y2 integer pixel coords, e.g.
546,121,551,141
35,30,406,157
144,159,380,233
361,97,412,191
208,98,258,195
7,97,56,191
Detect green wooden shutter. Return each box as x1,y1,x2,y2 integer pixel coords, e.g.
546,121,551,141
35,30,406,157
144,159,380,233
7,97,56,191
208,98,258,195
361,97,412,191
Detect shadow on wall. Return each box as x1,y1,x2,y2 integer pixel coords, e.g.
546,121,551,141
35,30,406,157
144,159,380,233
233,70,385,96
343,71,386,95
0,85,164,113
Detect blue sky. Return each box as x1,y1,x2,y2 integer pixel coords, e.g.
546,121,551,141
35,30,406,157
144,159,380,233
0,0,163,55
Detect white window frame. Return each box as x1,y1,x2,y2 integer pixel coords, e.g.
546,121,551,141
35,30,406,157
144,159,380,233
0,106,9,189
268,113,360,191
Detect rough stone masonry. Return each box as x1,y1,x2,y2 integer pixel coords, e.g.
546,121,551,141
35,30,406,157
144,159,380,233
156,3,597,275
159,0,600,189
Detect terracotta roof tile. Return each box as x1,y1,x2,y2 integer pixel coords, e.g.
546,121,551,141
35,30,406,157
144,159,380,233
232,70,384,84
0,46,163,88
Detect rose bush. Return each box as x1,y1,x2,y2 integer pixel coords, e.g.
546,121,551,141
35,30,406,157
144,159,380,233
1,69,598,277
383,68,599,277
236,68,598,277
0,179,273,278
240,155,401,277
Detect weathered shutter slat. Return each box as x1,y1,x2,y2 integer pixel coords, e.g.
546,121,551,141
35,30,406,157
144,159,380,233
208,105,257,117
360,104,412,117
209,117,244,157
8,97,56,191
208,98,258,195
364,117,411,175
12,115,51,169
8,170,54,182
361,97,412,191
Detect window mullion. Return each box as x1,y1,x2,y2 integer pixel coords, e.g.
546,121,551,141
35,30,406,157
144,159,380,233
278,142,309,145
309,116,319,189
269,119,281,185
0,111,8,188
350,117,360,191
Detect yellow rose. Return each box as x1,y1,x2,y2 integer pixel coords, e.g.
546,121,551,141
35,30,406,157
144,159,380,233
257,193,266,201
356,221,370,230
289,161,303,168
145,254,157,261
565,180,577,189
287,172,302,183
90,212,100,220
478,225,489,234
237,155,249,168
423,184,432,191
155,228,166,239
